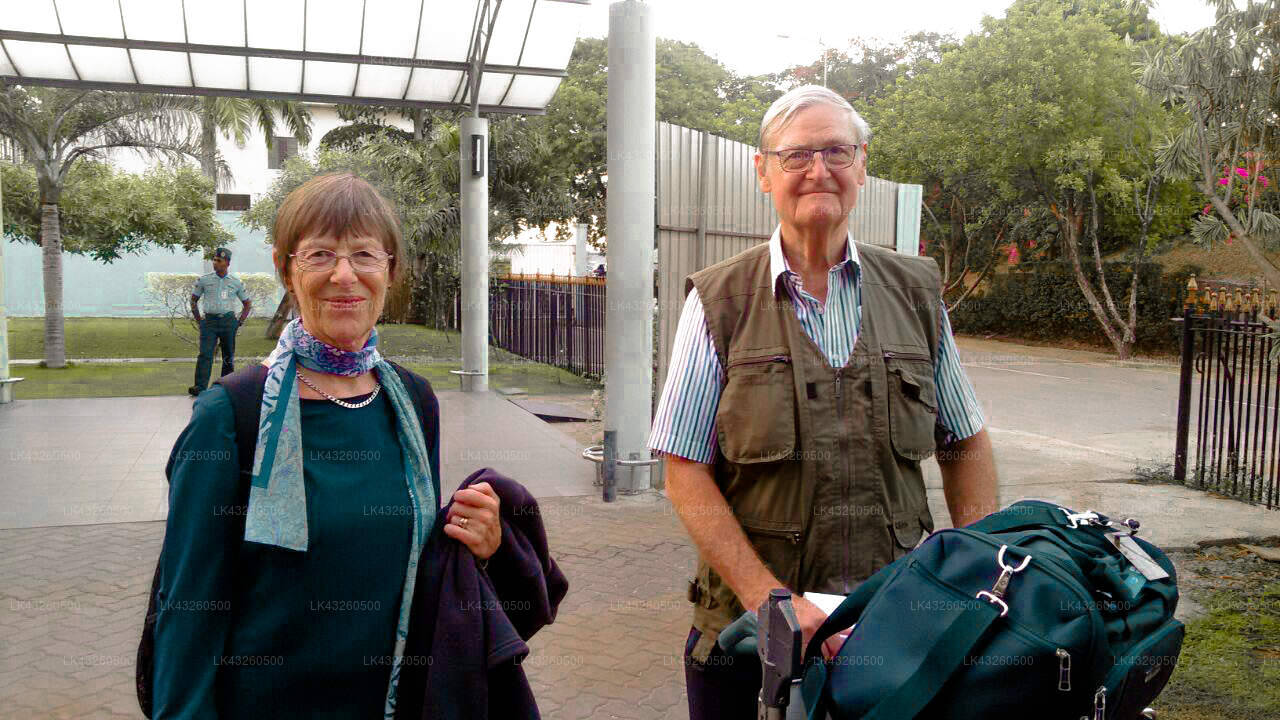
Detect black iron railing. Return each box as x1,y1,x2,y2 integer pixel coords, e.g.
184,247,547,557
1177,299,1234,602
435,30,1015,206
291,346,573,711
1174,277,1280,508
488,273,606,378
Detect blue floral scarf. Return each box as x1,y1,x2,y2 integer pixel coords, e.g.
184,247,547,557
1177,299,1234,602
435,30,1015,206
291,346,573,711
248,317,436,718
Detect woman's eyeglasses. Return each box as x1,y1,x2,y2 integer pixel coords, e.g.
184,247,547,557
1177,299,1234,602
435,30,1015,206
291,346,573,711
290,249,393,273
764,144,860,173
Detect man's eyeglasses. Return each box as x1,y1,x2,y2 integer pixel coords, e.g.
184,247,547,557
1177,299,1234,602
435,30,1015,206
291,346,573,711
290,249,393,273
763,144,861,173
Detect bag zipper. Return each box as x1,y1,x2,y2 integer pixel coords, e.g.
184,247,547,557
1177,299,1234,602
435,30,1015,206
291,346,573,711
729,354,792,368
1057,648,1072,692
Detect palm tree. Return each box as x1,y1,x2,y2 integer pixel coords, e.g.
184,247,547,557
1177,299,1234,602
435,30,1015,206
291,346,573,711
0,82,203,367
185,97,313,188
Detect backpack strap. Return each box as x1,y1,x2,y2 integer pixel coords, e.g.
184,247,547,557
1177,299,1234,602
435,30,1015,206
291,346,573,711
387,360,442,504
214,364,270,483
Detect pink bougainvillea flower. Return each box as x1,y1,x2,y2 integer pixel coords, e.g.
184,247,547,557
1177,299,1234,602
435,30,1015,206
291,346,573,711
1260,175,1271,188
1219,176,1231,185
1236,167,1250,179
1203,204,1213,215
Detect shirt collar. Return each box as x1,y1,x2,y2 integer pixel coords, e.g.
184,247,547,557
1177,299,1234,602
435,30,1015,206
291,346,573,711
768,226,860,299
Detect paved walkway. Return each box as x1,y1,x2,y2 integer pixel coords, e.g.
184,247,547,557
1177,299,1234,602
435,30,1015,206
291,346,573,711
3,337,1280,718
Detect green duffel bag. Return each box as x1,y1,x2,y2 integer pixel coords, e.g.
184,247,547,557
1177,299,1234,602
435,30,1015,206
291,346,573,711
796,500,1184,720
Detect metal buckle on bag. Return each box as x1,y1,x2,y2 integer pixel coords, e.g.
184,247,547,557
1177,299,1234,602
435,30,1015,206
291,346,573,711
1061,508,1102,529
975,545,1032,617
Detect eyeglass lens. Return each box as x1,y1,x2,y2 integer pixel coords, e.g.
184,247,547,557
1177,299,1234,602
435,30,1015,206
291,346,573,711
299,250,388,272
781,146,857,172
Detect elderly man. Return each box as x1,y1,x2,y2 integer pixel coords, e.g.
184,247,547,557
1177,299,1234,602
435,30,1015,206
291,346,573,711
647,85,998,718
187,247,251,397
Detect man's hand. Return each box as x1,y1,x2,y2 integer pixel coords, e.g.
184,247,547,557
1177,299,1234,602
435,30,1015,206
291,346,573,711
792,594,845,659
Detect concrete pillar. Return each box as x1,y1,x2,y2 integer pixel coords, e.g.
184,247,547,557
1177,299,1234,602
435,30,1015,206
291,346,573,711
605,0,656,491
573,222,589,277
0,167,11,404
459,115,490,393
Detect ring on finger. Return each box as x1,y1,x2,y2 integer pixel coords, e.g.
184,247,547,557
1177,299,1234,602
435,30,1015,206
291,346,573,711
456,516,469,529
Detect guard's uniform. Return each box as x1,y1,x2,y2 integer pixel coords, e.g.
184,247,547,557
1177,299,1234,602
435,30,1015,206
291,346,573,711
191,271,248,392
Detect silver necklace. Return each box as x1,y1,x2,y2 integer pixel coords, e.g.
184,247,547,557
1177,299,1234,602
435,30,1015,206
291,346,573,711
297,368,381,409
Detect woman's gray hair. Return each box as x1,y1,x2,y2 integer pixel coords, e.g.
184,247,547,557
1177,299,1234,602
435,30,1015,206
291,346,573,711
758,84,871,150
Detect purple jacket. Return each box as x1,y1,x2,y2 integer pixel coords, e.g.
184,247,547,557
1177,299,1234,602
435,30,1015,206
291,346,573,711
395,468,569,720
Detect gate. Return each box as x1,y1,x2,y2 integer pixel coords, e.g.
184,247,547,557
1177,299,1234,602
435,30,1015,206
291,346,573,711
1174,277,1280,508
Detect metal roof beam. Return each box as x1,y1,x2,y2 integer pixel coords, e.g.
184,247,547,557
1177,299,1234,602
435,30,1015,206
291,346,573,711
6,75,548,114
0,30,567,78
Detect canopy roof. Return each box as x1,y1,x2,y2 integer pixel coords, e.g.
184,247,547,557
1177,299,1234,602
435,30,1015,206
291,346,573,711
0,0,588,114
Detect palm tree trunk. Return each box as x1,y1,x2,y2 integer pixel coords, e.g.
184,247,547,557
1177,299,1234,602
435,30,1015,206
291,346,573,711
40,202,66,368
199,101,218,184
266,293,294,339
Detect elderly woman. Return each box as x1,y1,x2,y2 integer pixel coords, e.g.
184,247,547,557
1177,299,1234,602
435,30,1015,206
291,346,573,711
648,85,998,718
150,173,528,719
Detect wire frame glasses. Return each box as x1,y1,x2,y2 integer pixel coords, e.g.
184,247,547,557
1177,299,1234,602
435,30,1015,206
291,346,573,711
290,249,393,273
765,144,860,173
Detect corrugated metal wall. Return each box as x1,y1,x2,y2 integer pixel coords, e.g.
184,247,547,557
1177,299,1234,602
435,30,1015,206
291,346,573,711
655,122,918,392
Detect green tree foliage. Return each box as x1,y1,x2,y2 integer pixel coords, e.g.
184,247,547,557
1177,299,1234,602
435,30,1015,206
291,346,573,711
1,161,230,262
867,2,1189,358
534,37,781,243
177,96,312,187
774,32,958,107
0,83,206,367
1144,0,1280,287
242,117,575,328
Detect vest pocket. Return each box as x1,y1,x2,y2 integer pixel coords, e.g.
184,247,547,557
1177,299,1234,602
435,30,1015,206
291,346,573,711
886,354,938,462
740,516,803,589
716,356,796,464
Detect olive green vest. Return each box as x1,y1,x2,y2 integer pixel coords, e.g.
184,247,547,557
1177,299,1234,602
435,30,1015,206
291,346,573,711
683,240,943,662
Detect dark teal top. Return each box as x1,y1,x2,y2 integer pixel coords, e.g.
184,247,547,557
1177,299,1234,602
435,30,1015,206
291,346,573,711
153,386,413,719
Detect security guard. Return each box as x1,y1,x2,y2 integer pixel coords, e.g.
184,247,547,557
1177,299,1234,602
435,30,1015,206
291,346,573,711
188,247,252,396
648,85,999,719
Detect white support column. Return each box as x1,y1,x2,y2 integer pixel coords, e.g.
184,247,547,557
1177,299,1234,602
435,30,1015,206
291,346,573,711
0,167,14,404
605,0,656,492
573,222,589,277
459,115,490,393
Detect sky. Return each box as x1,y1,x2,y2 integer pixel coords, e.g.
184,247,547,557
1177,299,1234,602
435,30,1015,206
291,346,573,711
574,0,1219,76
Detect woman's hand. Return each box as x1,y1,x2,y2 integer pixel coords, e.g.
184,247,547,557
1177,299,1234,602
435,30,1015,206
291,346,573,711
443,482,502,561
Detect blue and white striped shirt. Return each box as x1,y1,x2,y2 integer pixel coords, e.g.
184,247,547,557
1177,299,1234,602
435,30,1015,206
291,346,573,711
648,229,985,464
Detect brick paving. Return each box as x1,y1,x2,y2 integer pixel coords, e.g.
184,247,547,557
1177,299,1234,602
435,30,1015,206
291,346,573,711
0,492,697,720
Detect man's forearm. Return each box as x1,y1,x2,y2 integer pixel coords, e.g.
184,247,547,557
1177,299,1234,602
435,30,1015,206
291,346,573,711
937,427,998,527
190,300,201,322
239,302,252,324
664,455,783,612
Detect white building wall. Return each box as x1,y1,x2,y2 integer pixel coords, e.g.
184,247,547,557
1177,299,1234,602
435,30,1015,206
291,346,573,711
107,104,414,200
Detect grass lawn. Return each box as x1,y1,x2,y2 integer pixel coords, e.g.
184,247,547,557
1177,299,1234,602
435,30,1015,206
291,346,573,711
11,360,598,399
1157,581,1280,720
9,318,599,398
9,317,529,362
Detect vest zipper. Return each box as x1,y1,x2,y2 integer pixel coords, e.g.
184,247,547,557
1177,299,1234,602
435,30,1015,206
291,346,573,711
746,526,803,544
835,366,850,592
729,354,792,368
883,350,931,362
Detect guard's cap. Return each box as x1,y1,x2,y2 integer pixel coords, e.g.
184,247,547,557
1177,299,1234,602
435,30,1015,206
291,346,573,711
213,247,232,261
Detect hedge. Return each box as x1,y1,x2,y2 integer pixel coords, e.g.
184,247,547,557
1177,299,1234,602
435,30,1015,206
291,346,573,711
948,261,1201,354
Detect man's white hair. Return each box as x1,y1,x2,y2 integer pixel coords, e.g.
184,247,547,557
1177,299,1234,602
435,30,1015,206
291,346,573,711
758,84,871,150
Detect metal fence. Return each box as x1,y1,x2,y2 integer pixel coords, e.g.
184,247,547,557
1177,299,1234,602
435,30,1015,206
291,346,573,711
488,273,607,377
654,122,922,393
1174,279,1280,508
